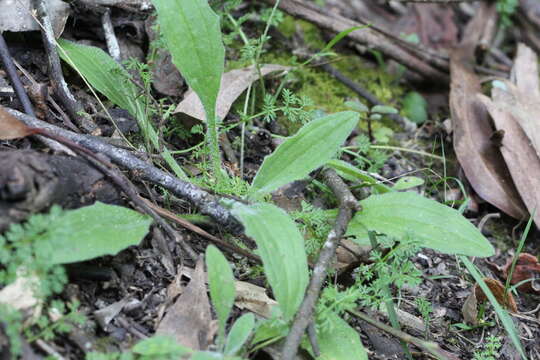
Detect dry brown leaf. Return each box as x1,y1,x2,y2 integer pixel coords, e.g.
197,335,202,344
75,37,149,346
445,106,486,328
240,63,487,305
474,278,518,313
0,106,34,140
450,23,526,219
174,64,289,121
477,43,540,227
156,257,214,350
502,253,540,294
478,90,540,227
235,280,277,319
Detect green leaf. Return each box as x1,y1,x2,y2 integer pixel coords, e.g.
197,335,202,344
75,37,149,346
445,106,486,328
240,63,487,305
231,202,308,320
38,202,152,264
393,176,424,190
57,39,142,119
57,39,188,180
224,313,255,356
344,100,369,113
347,192,494,257
206,245,236,344
325,159,392,193
152,0,224,121
132,336,191,357
370,105,398,114
321,26,367,53
251,111,359,195
315,314,367,360
402,92,428,124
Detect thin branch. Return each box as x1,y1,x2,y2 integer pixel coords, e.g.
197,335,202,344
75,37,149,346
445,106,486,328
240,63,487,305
6,108,243,234
282,168,358,359
348,309,459,360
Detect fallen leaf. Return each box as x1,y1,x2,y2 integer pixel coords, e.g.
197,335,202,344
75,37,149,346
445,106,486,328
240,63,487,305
234,280,277,319
0,273,40,311
474,278,517,313
156,257,214,350
450,22,526,219
462,277,517,325
477,44,540,227
174,64,289,122
0,106,34,140
502,253,540,294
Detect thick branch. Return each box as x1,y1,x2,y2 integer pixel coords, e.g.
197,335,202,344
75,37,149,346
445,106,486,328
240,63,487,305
6,108,243,234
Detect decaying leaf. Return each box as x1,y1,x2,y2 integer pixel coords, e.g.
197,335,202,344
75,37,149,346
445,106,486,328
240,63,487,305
450,47,526,219
174,64,289,122
502,253,540,294
477,44,540,227
0,106,34,140
156,257,214,350
234,281,277,319
462,277,517,325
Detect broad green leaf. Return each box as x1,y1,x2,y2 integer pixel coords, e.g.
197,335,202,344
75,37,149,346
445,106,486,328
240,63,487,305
206,245,236,344
152,0,224,121
393,176,424,190
344,100,369,113
315,314,367,360
132,336,191,357
347,192,494,257
402,92,428,124
231,202,308,320
38,202,152,264
224,313,255,356
251,111,359,195
325,159,392,193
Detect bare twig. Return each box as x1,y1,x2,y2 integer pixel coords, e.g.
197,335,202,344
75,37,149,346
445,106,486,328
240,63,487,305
6,108,243,234
282,168,358,359
0,34,35,117
32,127,199,261
33,0,99,134
348,309,459,360
263,0,448,82
319,62,417,133
101,8,121,62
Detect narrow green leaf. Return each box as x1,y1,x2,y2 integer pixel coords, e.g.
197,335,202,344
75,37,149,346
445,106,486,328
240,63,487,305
347,192,494,257
231,202,308,320
325,159,392,193
251,111,359,195
402,92,428,124
393,176,424,190
321,26,367,53
38,202,152,264
315,314,367,360
460,257,526,360
224,313,255,356
371,105,398,114
206,245,236,344
152,0,224,117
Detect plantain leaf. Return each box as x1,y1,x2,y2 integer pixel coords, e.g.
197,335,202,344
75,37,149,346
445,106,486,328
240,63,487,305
152,0,224,122
206,245,236,345
224,313,255,356
251,111,359,195
57,39,143,119
312,314,367,360
38,202,152,264
231,202,308,321
347,192,494,257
